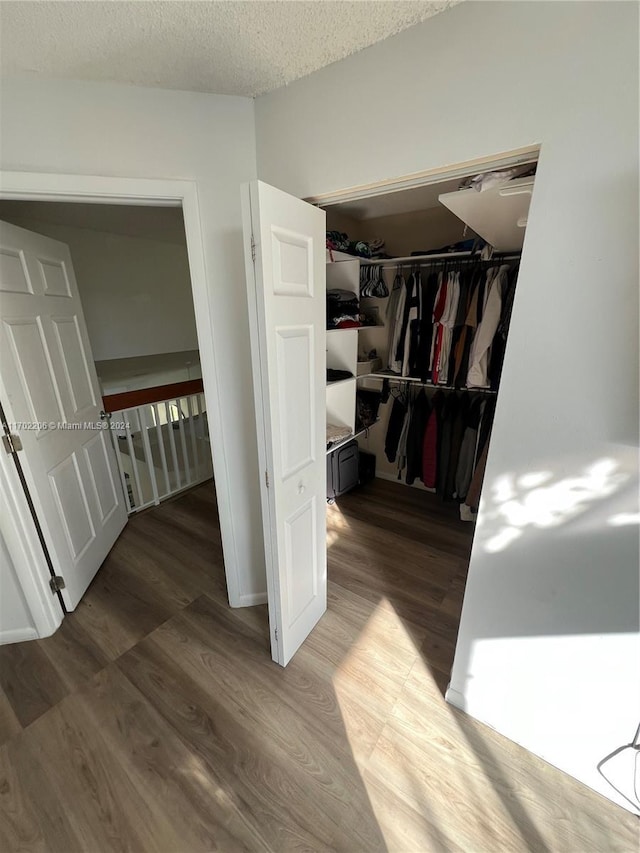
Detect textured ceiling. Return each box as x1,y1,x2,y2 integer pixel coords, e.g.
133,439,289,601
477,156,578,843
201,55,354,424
0,1,459,97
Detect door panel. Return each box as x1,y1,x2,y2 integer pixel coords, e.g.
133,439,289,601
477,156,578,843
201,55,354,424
39,257,72,297
0,220,128,612
51,316,96,416
242,181,326,666
84,431,120,523
276,325,315,477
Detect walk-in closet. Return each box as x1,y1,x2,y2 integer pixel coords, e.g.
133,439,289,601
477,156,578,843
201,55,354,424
323,159,536,687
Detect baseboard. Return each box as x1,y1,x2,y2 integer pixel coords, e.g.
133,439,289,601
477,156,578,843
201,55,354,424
234,591,268,608
0,626,38,646
444,684,467,711
374,471,436,493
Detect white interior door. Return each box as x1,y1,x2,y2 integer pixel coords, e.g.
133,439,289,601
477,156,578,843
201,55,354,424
0,220,127,611
242,181,327,666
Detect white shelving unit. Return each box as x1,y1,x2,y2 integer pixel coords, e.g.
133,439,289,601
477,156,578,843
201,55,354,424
326,254,359,436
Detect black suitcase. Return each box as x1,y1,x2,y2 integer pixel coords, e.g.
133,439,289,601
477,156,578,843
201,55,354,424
327,440,359,501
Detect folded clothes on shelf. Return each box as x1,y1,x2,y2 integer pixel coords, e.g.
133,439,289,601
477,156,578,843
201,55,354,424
326,421,352,449
327,369,354,383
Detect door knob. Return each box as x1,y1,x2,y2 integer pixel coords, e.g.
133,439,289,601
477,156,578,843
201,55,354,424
298,482,306,495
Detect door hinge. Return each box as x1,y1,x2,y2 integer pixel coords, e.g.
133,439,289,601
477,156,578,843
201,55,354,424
2,433,23,455
274,627,278,642
265,469,269,488
251,234,256,263
49,575,66,594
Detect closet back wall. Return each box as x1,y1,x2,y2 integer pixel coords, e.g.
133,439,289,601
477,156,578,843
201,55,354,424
326,206,467,257
0,216,198,361
255,0,640,813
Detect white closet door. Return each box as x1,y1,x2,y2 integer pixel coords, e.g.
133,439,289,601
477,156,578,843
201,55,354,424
0,221,128,612
241,181,327,666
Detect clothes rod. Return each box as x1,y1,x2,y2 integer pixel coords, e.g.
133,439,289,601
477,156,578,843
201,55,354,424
364,372,498,394
360,251,521,268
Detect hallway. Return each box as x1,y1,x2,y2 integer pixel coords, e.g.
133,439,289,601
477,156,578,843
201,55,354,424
0,480,635,851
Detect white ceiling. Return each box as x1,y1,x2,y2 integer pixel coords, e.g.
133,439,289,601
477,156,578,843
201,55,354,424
0,1,459,98
0,201,187,244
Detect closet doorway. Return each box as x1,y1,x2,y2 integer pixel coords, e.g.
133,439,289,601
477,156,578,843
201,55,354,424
320,152,538,693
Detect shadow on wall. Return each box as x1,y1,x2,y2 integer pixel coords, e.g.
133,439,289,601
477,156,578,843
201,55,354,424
465,444,639,639
448,442,640,813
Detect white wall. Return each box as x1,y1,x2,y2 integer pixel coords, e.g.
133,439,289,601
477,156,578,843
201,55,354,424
0,78,265,605
0,217,198,361
255,1,640,813
0,526,37,645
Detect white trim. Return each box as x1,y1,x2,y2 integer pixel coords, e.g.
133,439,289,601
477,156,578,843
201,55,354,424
237,591,268,607
374,470,437,494
0,627,39,646
0,170,243,611
306,145,540,208
444,685,466,710
0,435,62,638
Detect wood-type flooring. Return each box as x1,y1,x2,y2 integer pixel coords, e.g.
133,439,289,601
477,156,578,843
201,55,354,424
0,479,636,852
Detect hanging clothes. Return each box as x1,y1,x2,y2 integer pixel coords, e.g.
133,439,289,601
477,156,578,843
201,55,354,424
430,273,449,384
386,272,406,374
403,272,423,377
384,394,407,463
448,269,473,388
394,272,421,377
396,397,412,479
405,389,431,486
465,441,489,512
422,390,445,488
436,393,459,495
454,395,484,500
418,272,440,384
436,270,460,385
476,396,496,461
444,393,470,499
467,264,509,388
488,262,519,389
381,257,519,393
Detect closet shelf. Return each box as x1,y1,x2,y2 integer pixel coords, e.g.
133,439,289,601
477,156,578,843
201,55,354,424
360,250,521,270
360,251,475,266
326,325,384,332
327,376,356,388
439,177,534,252
362,371,498,394
325,421,379,456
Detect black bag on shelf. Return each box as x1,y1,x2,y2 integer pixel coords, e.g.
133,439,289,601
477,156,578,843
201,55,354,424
355,389,382,432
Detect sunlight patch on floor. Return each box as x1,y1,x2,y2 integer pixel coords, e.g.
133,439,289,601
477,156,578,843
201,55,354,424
327,599,530,850
343,647,532,851
330,597,420,766
326,500,352,548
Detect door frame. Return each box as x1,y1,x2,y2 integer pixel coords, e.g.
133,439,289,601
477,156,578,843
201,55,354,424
0,171,242,636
